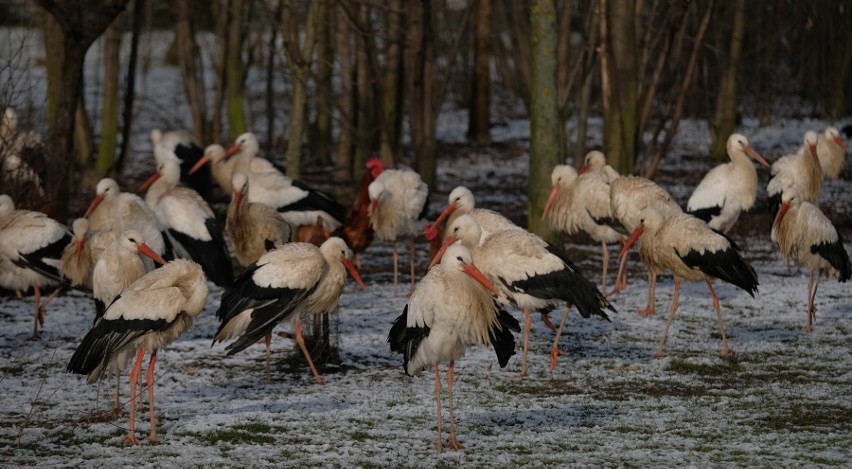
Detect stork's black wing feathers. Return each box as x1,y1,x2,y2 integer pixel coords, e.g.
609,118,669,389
687,205,722,223
175,143,213,199
680,244,759,296
280,181,346,224
387,305,431,376
15,231,72,285
67,316,170,380
767,192,782,229
489,308,519,368
166,218,234,287
811,235,851,282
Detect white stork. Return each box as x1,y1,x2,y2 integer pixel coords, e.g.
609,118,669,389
435,215,613,376
815,126,848,180
772,192,850,332
150,128,213,199
226,172,292,267
388,243,519,452
214,237,365,384
368,168,429,294
686,133,769,233
142,159,233,287
767,131,821,224
67,259,208,446
0,194,71,338
424,185,517,245
620,206,759,357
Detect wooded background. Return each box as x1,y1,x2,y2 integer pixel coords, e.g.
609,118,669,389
1,0,850,237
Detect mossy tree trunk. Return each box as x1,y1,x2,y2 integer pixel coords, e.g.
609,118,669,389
601,0,638,175
95,14,122,177
467,0,491,144
379,0,403,167
710,0,745,161
225,0,248,141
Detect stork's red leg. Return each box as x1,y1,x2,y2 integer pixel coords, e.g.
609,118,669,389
639,270,657,316
655,279,680,358
146,349,159,442
392,241,399,296
549,307,571,371
294,322,325,385
125,347,146,446
434,363,443,452
608,247,629,298
264,332,272,384
600,240,609,292
520,308,531,377
31,285,41,338
409,234,416,295
706,279,732,357
540,312,556,332
806,269,822,333
445,361,463,450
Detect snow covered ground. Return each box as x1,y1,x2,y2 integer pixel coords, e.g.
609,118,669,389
2,111,851,466
2,26,851,467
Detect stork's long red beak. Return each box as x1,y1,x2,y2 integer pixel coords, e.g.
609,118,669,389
188,154,211,175
137,243,167,266
809,143,818,163
578,164,590,175
464,264,498,295
744,145,770,169
773,202,790,228
343,259,367,291
541,185,560,220
834,135,848,153
425,204,455,240
140,172,161,190
619,225,644,259
428,236,458,269
225,144,241,158
233,189,243,206
84,195,104,218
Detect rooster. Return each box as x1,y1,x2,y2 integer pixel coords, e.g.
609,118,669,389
333,158,385,268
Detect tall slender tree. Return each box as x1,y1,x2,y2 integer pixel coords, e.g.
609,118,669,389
710,0,745,160
467,0,491,143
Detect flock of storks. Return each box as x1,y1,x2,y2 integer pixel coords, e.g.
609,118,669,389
0,106,849,451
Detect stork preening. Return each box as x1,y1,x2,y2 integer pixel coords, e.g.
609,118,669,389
388,243,518,452
609,174,684,316
815,126,848,180
150,128,212,199
425,185,517,245
0,194,71,338
620,206,759,357
67,259,208,445
767,131,822,224
142,159,233,287
214,237,365,384
368,168,429,295
226,172,292,267
771,193,850,332
542,163,624,291
435,215,613,374
686,134,769,233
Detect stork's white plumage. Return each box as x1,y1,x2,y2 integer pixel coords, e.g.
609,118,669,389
609,175,683,315
687,133,769,233
67,259,208,445
767,131,822,224
84,178,168,266
192,132,345,229
388,243,518,452
226,172,292,267
424,185,516,245
437,215,612,375
142,159,233,287
368,168,429,294
59,218,121,292
542,164,624,291
0,194,71,337
772,193,850,332
200,144,239,195
214,237,365,384
93,230,166,321
815,126,848,180
620,206,759,357
150,128,212,199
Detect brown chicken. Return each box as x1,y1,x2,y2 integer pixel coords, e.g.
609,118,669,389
332,158,385,268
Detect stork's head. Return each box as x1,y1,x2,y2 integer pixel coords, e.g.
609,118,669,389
580,150,606,174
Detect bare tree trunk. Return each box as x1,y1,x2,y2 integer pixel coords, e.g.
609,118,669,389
575,0,600,166
710,0,745,160
830,0,852,119
529,0,560,239
314,0,333,166
380,0,403,166
467,0,491,143
353,1,372,181
116,0,145,174
175,0,209,143
96,15,122,177
281,0,317,179
602,0,638,175
225,0,248,140
406,0,437,188
265,0,282,156
334,3,354,181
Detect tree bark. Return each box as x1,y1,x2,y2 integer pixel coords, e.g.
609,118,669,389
528,0,560,239
96,14,122,177
174,0,209,143
379,0,403,166
406,0,437,189
225,0,248,141
281,0,317,179
467,0,491,143
116,0,144,174
314,0,333,166
353,1,373,181
334,2,354,181
710,0,745,160
602,0,638,175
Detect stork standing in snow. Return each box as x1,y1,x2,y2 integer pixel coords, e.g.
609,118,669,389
542,163,624,291
0,194,71,338
84,178,169,265
214,237,365,384
142,159,233,287
608,174,684,317
226,172,292,267
368,168,429,295
772,193,850,332
67,259,208,446
424,185,517,245
434,215,613,375
200,144,239,195
150,128,212,199
388,243,519,452
767,131,822,224
59,219,122,291
620,206,759,357
815,126,848,180
686,133,770,233
190,132,345,230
